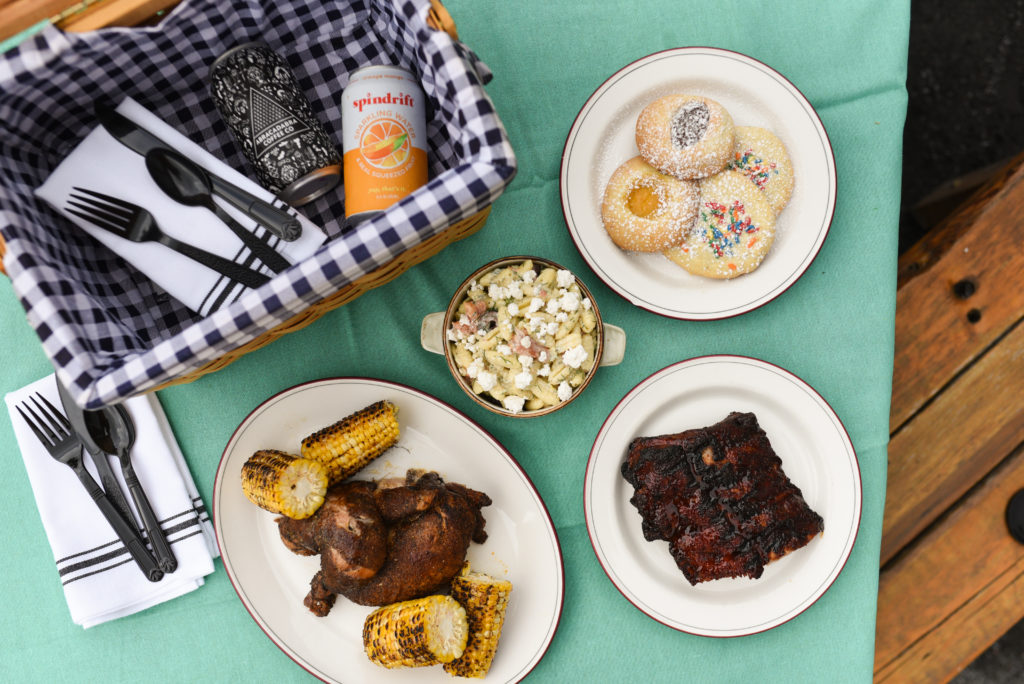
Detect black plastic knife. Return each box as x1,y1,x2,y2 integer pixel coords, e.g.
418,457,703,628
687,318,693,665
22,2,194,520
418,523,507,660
56,381,138,528
94,102,302,241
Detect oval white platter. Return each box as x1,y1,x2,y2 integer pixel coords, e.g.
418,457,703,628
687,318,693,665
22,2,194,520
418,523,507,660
214,377,564,682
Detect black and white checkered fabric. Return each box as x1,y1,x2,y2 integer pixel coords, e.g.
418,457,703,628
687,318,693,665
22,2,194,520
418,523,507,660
0,0,516,407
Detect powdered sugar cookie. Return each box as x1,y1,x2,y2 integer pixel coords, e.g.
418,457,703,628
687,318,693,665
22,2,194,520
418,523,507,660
601,156,699,252
728,126,795,213
664,170,776,279
635,94,735,180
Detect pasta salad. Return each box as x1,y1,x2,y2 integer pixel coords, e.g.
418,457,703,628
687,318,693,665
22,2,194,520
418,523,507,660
446,260,599,414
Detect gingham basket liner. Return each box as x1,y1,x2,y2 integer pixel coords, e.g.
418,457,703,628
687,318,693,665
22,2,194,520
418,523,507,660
0,0,516,407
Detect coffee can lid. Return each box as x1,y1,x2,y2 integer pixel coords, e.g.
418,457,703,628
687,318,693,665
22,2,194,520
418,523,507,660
277,164,342,206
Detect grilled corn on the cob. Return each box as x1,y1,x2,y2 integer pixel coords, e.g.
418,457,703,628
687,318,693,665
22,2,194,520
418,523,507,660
301,400,400,483
443,567,513,678
240,449,328,519
363,595,468,668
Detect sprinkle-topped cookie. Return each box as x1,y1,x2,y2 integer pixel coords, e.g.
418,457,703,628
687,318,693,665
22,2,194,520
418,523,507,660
727,126,794,214
664,170,776,279
635,94,735,180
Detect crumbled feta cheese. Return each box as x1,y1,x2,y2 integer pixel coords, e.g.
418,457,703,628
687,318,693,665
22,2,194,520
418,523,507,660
528,297,544,313
559,291,580,312
518,354,533,368
507,302,520,316
506,281,523,300
538,351,549,363
514,369,532,390
545,298,561,315
467,358,483,379
502,395,526,413
563,344,588,369
557,269,574,288
477,371,497,391
582,297,592,310
555,312,568,323
446,328,458,341
497,343,512,355
537,364,551,376
488,284,507,300
546,321,559,336
557,381,573,401
522,269,536,283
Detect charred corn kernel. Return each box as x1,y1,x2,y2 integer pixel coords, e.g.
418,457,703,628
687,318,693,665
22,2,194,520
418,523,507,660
240,450,327,519
443,567,513,678
300,400,399,484
363,595,468,668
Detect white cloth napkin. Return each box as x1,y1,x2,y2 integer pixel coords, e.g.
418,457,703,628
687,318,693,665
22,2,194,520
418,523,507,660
5,374,218,628
35,97,327,316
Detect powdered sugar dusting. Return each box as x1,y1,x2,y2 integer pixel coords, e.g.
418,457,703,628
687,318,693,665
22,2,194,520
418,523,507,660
635,94,735,180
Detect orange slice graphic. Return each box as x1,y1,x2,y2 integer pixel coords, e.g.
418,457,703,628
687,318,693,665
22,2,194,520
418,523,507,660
359,119,411,169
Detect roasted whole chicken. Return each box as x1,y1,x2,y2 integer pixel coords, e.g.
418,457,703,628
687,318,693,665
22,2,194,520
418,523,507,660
277,469,491,615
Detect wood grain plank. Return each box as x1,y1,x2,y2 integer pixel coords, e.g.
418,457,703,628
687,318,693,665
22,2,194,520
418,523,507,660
882,318,1024,564
57,0,178,32
890,155,1024,432
876,559,1024,683
0,0,76,42
875,444,1024,680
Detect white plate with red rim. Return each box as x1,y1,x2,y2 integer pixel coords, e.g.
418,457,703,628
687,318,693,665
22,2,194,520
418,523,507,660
214,378,564,682
560,47,837,320
584,355,861,637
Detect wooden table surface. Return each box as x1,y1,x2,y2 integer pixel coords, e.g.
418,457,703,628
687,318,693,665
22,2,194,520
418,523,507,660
874,151,1024,682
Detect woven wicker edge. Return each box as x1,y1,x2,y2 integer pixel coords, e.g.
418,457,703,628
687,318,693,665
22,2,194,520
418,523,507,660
150,206,490,391
1,0,495,394
0,0,457,275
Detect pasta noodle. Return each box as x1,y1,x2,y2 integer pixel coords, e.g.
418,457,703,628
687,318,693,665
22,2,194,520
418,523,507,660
447,260,599,414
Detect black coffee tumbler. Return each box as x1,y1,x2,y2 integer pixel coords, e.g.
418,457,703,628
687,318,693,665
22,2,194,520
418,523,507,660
209,43,341,206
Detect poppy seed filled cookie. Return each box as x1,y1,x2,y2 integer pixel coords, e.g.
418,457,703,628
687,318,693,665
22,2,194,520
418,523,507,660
664,170,776,279
635,94,735,180
601,156,699,252
727,126,795,214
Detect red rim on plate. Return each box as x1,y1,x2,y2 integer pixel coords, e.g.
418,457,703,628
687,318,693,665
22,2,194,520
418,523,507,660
560,47,837,320
583,355,861,636
213,377,565,682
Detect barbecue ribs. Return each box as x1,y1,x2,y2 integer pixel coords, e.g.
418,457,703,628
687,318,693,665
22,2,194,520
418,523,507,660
621,411,823,584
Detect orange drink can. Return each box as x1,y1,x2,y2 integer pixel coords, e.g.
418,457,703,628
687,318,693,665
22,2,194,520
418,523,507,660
341,65,428,227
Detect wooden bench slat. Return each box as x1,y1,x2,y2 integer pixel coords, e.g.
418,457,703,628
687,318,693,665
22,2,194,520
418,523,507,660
882,317,1024,564
875,444,1024,680
890,154,1024,432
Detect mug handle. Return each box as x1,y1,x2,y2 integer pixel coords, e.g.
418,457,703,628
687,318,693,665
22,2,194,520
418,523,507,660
420,311,447,355
421,312,626,367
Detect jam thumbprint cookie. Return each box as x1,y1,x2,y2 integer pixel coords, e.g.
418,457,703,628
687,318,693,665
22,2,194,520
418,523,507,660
664,170,776,279
728,126,795,214
635,94,735,180
601,156,699,252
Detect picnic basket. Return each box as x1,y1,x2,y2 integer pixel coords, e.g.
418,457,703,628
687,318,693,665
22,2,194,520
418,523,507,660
0,0,516,407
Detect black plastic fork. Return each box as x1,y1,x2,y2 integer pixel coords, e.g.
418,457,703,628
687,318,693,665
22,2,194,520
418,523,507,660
66,187,271,289
17,393,164,582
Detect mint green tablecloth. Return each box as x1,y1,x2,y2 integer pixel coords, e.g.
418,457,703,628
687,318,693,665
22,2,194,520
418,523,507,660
0,1,907,680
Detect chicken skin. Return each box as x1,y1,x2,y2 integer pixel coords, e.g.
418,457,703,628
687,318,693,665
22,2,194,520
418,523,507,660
277,469,490,615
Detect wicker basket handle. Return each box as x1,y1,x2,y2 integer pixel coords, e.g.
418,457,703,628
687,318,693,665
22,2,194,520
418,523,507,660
0,0,460,276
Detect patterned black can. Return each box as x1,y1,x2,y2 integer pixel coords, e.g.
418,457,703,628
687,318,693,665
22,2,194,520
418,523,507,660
209,43,341,206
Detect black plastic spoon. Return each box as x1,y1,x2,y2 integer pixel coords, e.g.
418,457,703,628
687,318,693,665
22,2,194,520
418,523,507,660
145,147,291,274
84,404,178,574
